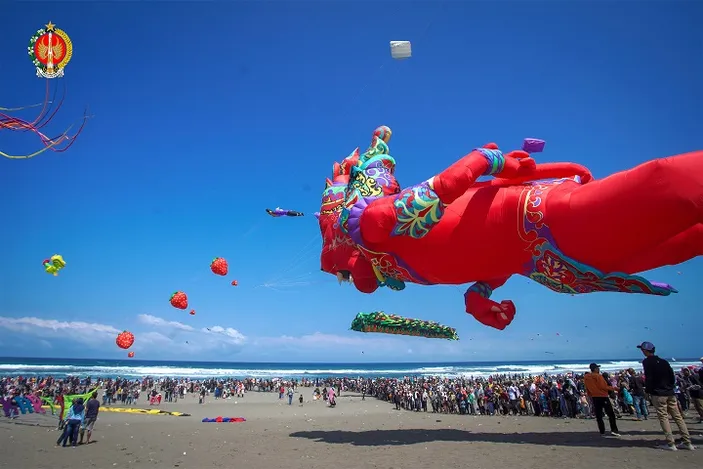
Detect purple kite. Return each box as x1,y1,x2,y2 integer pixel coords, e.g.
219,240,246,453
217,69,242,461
266,207,304,217
522,138,546,154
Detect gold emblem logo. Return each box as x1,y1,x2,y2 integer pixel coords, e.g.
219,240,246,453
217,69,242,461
28,21,73,78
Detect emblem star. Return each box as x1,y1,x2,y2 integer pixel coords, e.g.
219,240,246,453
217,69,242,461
45,21,56,31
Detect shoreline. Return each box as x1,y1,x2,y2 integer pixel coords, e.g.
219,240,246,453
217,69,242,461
2,357,701,380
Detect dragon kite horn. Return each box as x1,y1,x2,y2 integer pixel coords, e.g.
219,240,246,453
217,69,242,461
331,148,360,183
373,125,392,144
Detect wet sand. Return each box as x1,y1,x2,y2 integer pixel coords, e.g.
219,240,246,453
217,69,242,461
2,390,702,469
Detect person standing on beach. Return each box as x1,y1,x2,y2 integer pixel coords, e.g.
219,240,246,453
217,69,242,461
637,342,694,451
681,367,703,423
627,368,648,420
507,382,519,415
56,398,85,448
584,363,620,437
80,392,100,445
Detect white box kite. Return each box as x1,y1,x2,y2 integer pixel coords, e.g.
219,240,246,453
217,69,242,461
390,41,412,60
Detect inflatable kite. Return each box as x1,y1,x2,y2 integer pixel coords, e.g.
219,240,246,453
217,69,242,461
189,309,196,316
170,291,188,309
127,351,135,358
351,312,458,340
266,208,304,217
52,388,98,420
42,254,66,276
96,407,190,417
318,126,703,330
116,331,134,350
210,257,228,276
231,280,238,286
1,79,87,159
202,417,246,423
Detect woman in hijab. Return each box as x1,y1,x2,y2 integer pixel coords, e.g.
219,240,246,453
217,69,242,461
56,398,85,447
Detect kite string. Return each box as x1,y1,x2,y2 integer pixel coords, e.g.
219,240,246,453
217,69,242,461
262,235,321,286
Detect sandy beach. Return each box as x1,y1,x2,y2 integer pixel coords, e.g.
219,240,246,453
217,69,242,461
2,390,702,469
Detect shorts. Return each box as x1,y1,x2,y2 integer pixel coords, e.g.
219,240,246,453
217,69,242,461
82,417,97,432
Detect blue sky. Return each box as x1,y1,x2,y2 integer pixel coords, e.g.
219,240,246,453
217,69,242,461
1,1,701,363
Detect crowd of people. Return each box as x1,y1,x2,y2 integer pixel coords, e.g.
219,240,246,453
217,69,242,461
2,347,701,451
361,361,702,422
359,345,701,451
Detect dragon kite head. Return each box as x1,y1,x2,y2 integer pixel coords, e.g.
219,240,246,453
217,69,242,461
318,126,400,294
318,146,378,293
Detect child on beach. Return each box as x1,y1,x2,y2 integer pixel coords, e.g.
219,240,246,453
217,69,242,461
621,385,636,415
579,392,591,418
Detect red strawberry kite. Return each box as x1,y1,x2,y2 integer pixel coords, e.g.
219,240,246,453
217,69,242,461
210,257,228,276
189,309,196,316
170,291,188,310
127,351,135,358
116,331,135,350
231,280,238,286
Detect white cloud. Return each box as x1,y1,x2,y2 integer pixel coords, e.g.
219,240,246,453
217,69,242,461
131,316,247,350
263,331,399,349
137,314,194,331
0,316,121,346
203,326,246,344
0,314,249,356
137,331,175,346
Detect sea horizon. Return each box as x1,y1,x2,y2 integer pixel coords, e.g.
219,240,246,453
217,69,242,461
1,356,700,380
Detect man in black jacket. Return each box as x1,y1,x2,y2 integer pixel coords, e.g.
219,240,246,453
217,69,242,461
638,341,694,451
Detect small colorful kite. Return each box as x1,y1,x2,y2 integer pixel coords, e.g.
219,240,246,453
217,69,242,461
231,280,238,286
116,331,135,350
266,207,304,217
170,291,188,310
521,138,546,154
350,312,458,340
189,309,196,316
210,257,228,276
127,351,135,358
42,254,66,276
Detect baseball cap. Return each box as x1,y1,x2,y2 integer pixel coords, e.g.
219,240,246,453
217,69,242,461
637,341,655,352
589,363,600,371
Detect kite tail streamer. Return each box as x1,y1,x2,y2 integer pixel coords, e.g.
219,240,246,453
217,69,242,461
1,79,88,159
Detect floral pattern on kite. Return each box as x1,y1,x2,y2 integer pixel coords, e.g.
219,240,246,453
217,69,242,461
391,182,445,238
318,126,702,330
529,241,676,295
520,183,676,296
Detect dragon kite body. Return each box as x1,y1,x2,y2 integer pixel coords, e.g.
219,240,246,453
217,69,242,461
318,126,703,330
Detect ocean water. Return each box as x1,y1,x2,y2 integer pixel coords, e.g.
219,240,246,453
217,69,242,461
1,357,700,379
